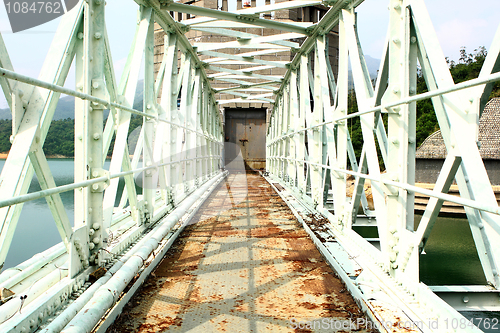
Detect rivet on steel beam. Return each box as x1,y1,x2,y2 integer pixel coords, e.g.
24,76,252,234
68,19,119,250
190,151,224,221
93,223,100,230
92,184,99,190
463,296,469,303
393,3,401,10
89,229,95,236
78,32,84,39
410,36,417,44
93,133,101,140
89,243,95,250
94,32,102,40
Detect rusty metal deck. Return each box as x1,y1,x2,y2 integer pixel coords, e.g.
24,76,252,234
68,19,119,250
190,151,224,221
107,173,374,332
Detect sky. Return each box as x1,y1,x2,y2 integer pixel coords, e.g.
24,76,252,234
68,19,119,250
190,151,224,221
0,0,499,108
356,0,500,62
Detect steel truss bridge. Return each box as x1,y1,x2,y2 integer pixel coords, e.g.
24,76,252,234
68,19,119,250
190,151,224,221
0,0,499,332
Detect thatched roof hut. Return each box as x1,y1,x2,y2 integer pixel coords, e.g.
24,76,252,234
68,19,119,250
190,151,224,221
416,98,500,160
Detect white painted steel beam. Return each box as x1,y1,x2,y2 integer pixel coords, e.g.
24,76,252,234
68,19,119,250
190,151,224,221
163,2,311,35
176,0,320,28
0,0,499,330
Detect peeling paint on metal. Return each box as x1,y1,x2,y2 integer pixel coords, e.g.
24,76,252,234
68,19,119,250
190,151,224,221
107,173,375,333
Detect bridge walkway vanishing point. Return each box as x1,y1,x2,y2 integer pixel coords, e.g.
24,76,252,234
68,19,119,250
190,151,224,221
1,0,500,332
107,172,374,333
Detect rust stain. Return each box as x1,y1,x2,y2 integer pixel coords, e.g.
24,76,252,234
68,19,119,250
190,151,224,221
107,172,375,333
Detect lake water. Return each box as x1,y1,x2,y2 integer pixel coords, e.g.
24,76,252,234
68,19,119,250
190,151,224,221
0,159,498,330
0,158,77,269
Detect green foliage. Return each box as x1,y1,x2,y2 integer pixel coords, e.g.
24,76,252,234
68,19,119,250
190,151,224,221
348,46,500,166
0,119,12,153
43,118,75,157
0,114,147,158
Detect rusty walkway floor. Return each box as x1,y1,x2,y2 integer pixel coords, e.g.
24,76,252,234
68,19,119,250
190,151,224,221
108,173,373,332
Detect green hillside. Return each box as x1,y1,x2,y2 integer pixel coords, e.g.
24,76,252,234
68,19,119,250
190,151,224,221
348,46,500,163
0,80,144,157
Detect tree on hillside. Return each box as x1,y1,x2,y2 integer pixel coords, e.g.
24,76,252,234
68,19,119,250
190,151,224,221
347,46,500,165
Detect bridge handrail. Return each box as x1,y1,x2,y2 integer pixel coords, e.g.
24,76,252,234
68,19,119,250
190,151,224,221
0,66,222,145
267,70,500,147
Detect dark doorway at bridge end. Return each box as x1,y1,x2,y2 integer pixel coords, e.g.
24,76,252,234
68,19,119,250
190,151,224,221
224,108,266,170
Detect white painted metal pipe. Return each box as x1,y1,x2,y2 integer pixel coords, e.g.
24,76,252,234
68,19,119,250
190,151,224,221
0,156,221,209
0,263,68,325
0,244,65,288
61,172,224,333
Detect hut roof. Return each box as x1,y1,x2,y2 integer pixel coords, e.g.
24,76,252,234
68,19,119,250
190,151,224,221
416,98,500,159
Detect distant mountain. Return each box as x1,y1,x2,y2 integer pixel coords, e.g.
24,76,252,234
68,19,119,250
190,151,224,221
348,54,381,89
0,80,144,120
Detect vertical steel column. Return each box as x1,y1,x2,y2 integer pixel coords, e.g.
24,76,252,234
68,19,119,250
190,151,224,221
334,25,349,223
201,82,209,182
74,19,87,231
170,53,182,203
179,54,192,194
85,0,106,266
186,69,200,190
404,10,419,279
160,32,177,207
143,9,156,223
288,70,298,188
282,85,290,182
298,54,309,196
279,92,285,179
384,0,413,276
317,34,337,212
311,42,325,207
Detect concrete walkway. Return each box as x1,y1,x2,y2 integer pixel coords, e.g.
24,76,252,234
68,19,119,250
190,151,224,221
108,173,373,332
